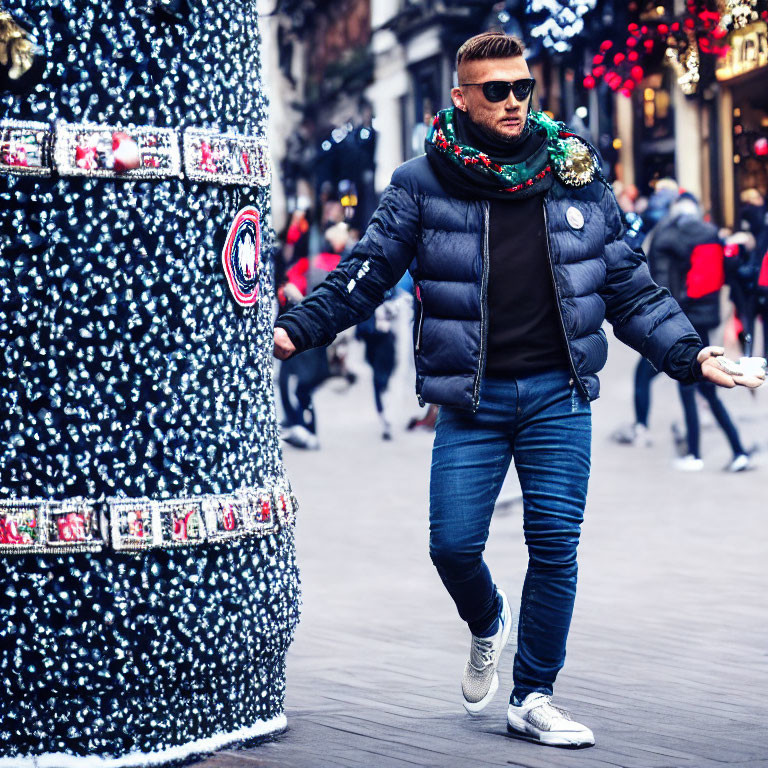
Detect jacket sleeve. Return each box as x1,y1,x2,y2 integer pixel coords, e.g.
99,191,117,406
598,187,701,373
275,176,419,353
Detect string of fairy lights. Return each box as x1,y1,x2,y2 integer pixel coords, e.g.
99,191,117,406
527,0,598,52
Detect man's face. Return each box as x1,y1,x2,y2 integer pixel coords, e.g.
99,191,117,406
451,56,532,141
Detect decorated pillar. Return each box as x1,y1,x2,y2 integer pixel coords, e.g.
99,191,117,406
0,0,300,764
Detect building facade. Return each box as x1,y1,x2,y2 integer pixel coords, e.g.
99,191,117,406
265,0,768,232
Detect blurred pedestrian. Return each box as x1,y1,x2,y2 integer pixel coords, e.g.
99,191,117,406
650,193,752,472
723,229,758,353
406,403,439,431
612,179,679,446
356,288,401,440
322,223,357,385
642,178,680,234
273,32,763,749
738,188,767,245
734,189,768,357
749,239,768,360
276,219,353,450
614,181,644,251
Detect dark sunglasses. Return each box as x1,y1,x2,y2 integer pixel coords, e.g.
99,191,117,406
459,78,536,103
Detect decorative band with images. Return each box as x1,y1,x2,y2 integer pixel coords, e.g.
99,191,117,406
0,119,271,186
0,483,297,554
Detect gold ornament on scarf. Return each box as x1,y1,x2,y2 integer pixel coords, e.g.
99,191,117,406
552,136,597,188
0,11,36,80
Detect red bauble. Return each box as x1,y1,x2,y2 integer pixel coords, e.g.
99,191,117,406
631,65,644,81
593,54,604,65
583,75,597,90
755,137,768,157
658,23,669,34
628,51,640,61
627,37,638,47
614,52,626,64
600,40,614,52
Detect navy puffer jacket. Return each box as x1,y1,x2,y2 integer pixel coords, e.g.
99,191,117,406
276,155,699,411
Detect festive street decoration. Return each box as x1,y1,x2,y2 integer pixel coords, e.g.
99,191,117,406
722,0,764,29
0,10,35,79
583,0,768,96
0,0,299,764
527,0,598,52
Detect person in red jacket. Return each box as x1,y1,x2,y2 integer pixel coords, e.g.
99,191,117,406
649,193,752,471
276,221,351,449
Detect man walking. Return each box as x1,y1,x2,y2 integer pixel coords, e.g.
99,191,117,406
273,32,762,749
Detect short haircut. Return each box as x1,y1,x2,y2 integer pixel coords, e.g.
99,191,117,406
456,32,525,72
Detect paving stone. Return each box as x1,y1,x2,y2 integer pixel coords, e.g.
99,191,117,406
194,333,767,767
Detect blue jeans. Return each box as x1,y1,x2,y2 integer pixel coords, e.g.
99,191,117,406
429,370,591,702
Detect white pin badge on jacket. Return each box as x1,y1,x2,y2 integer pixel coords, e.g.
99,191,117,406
566,206,584,230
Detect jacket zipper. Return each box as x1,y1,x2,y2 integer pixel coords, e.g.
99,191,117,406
542,197,588,399
415,284,425,407
471,202,491,412
415,284,425,352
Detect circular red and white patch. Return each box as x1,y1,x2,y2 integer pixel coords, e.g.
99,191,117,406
222,206,261,307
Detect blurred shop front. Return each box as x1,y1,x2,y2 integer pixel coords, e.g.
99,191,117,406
264,0,377,231
582,1,768,227
715,20,768,227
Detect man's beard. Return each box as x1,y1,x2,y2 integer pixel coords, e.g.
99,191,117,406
473,114,527,143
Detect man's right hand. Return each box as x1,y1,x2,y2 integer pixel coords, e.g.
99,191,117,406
697,346,765,389
273,327,296,360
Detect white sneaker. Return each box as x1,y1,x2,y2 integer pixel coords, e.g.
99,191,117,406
507,692,595,748
727,453,751,472
461,589,512,715
281,425,320,450
611,423,652,446
674,454,704,472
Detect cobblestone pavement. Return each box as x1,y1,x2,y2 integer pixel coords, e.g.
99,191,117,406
200,331,768,768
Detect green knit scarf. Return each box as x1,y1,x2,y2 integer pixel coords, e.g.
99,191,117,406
425,108,597,193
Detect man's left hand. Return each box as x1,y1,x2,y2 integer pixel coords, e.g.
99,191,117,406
697,346,766,389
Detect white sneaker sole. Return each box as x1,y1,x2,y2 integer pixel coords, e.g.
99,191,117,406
462,590,513,716
463,670,499,716
506,716,595,749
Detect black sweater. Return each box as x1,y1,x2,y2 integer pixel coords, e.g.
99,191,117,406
485,195,569,378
